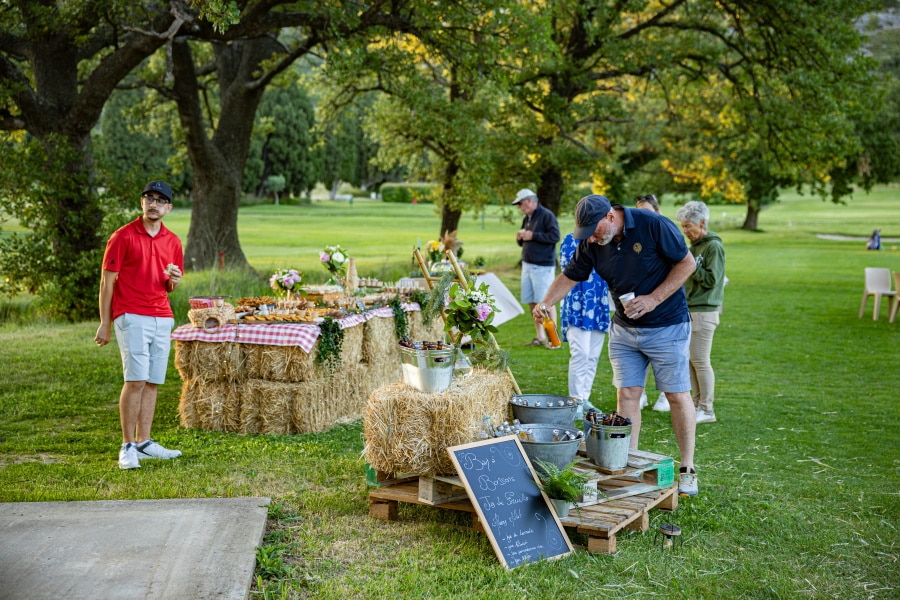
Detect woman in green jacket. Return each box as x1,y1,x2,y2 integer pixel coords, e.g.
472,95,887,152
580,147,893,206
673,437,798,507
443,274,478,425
675,201,726,424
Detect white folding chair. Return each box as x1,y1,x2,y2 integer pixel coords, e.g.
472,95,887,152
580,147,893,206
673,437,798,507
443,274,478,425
859,267,896,320
890,272,900,324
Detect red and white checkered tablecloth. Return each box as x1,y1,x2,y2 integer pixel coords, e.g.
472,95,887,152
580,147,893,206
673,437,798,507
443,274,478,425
171,304,420,354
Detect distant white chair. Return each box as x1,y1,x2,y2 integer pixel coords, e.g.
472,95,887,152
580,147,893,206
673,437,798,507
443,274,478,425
890,272,900,324
859,268,896,320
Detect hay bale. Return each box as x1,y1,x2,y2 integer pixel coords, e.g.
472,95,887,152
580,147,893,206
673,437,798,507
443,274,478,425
408,311,445,341
244,344,315,382
178,378,241,431
291,363,370,433
363,369,515,476
175,341,244,382
241,379,293,434
177,378,202,427
342,323,364,365
362,316,397,363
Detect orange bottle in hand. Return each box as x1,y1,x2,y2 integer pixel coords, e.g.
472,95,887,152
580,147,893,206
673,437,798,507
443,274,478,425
540,305,562,348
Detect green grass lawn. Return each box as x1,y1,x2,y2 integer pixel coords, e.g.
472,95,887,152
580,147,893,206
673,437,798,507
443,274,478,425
1,186,898,598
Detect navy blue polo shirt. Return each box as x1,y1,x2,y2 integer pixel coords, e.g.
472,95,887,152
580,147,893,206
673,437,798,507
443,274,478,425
562,207,690,328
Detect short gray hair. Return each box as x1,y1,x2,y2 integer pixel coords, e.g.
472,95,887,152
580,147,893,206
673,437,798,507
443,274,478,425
675,201,709,225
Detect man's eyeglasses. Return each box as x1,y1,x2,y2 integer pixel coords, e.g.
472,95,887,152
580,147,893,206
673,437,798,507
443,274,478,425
142,194,170,205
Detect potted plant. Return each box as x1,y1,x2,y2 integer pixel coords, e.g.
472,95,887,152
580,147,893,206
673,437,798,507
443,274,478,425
532,458,594,518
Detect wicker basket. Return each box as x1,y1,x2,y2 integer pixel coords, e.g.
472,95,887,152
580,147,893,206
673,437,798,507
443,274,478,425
188,305,236,332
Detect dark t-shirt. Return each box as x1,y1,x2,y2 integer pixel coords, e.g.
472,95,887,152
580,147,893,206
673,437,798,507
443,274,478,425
562,208,690,328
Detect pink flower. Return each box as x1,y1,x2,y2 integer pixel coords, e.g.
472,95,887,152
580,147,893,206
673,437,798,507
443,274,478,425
320,252,330,262
475,303,492,322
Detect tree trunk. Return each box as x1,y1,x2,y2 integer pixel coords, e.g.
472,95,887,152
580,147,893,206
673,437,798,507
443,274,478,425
171,37,282,272
537,165,565,216
440,158,462,238
742,200,761,230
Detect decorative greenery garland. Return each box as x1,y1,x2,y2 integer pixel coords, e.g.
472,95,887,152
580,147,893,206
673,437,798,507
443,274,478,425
316,316,344,370
388,297,409,341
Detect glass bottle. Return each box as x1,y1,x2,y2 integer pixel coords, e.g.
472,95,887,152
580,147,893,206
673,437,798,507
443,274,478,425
541,306,562,348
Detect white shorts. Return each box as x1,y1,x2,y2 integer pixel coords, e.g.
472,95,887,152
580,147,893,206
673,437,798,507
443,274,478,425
114,314,174,384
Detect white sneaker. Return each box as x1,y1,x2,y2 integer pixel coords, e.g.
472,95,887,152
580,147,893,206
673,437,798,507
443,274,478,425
652,393,670,412
135,439,182,460
118,443,140,470
696,408,717,424
639,392,648,409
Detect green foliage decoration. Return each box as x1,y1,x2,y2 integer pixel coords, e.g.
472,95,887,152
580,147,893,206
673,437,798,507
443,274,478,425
532,459,594,503
388,297,409,341
315,317,344,371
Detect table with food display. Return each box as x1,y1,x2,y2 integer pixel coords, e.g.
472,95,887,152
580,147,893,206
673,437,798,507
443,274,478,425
171,279,444,435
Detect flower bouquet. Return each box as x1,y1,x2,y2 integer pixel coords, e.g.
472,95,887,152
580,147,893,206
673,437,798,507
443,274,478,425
269,268,303,298
444,280,499,340
426,240,445,264
320,245,349,285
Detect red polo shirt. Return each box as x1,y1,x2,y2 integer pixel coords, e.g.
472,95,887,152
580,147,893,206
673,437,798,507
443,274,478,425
102,217,184,320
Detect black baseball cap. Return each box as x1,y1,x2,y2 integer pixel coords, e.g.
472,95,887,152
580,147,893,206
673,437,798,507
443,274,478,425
142,180,173,202
573,194,612,240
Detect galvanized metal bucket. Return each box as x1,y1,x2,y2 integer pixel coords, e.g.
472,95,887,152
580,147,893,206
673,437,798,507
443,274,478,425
510,394,581,427
519,424,582,473
589,423,632,470
399,345,454,393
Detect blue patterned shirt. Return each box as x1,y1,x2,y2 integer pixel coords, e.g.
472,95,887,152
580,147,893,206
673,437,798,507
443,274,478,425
559,234,610,338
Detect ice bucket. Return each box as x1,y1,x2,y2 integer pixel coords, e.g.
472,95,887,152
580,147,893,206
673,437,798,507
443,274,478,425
510,394,581,426
519,424,582,473
399,345,455,393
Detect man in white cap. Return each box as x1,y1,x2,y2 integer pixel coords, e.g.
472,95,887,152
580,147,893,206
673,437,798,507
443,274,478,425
513,188,560,348
532,194,700,496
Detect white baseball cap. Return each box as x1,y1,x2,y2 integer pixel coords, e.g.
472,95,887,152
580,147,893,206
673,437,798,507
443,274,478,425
512,188,536,205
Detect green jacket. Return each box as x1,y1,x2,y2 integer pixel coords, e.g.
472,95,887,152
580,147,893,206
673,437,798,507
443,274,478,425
685,231,725,312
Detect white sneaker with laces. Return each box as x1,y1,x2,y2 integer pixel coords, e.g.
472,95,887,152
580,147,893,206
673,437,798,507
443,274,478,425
696,408,717,424
639,392,648,409
118,442,140,470
652,393,670,412
135,439,182,460
678,472,699,496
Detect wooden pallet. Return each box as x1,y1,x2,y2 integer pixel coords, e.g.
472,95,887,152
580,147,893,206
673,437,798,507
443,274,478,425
368,466,677,554
572,448,675,508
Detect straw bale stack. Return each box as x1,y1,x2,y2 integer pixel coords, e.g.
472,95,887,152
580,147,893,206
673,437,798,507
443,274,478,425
176,309,450,434
363,369,515,476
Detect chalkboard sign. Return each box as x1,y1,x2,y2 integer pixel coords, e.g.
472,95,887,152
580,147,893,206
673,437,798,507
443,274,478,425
447,436,573,569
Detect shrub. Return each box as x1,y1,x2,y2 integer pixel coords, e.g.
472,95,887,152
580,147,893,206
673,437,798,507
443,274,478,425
381,182,438,203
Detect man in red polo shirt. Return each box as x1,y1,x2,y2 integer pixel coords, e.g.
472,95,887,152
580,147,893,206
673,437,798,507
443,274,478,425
95,181,184,469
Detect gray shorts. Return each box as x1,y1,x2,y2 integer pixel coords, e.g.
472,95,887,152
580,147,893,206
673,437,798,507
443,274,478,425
607,321,691,393
114,314,174,384
520,262,555,304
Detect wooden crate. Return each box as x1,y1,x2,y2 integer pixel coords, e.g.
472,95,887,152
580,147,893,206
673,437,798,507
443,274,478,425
573,449,675,508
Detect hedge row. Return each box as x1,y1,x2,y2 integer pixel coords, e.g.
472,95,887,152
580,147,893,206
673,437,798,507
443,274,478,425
381,183,438,204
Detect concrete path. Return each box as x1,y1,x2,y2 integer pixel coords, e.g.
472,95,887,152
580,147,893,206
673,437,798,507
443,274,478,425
0,497,270,600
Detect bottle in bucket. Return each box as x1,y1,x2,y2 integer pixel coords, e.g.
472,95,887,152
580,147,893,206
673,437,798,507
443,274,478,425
540,304,562,348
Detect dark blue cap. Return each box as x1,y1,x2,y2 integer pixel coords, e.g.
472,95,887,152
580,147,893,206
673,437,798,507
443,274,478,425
142,180,173,201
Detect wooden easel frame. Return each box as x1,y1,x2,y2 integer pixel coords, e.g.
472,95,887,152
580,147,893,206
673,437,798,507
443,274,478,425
412,247,521,394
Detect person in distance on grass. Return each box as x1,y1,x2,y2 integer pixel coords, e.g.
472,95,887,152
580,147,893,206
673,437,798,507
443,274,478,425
533,194,701,496
675,201,726,426
558,232,610,415
513,188,561,349
94,181,184,470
